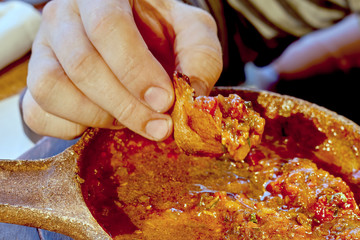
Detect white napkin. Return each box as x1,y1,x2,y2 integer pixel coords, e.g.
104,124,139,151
0,1,41,70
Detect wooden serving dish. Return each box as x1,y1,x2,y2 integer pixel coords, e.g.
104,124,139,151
0,88,359,240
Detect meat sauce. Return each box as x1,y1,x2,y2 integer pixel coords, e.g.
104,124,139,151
78,114,360,239
171,72,265,161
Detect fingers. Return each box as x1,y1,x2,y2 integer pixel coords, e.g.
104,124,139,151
22,90,87,140
172,3,223,96
75,0,174,113
27,32,119,129
25,0,221,141
60,0,173,140
133,0,223,96
30,0,173,141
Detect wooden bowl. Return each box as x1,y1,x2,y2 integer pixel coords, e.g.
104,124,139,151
0,88,359,240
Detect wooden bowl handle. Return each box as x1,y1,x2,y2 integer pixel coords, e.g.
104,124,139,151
0,148,111,240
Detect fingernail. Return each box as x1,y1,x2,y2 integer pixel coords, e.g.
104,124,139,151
146,119,171,140
191,79,208,96
144,87,171,112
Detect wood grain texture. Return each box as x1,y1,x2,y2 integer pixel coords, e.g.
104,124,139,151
0,137,77,240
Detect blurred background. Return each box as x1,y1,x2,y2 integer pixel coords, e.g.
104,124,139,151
0,0,46,159
1,0,360,159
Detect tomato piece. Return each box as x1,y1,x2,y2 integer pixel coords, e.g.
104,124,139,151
194,96,218,117
313,196,334,223
245,150,265,166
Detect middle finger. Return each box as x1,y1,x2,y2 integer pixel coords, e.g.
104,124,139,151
44,0,173,140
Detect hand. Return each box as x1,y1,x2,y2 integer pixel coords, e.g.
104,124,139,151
271,13,360,80
23,0,222,141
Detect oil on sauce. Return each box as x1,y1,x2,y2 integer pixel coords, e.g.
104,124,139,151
78,113,360,239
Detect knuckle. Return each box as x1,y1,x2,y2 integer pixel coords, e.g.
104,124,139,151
24,108,85,140
119,60,142,86
87,13,112,38
179,46,222,86
113,98,139,124
62,124,87,140
22,100,46,137
193,8,218,32
200,50,223,82
27,70,56,109
87,108,115,128
206,47,223,72
25,119,48,138
42,0,59,22
182,44,222,70
23,91,87,139
66,50,97,83
86,7,132,41
22,109,37,134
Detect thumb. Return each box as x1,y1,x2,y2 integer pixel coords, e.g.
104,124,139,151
172,3,223,96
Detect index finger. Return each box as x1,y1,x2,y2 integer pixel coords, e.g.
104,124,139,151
76,0,174,113
44,0,173,141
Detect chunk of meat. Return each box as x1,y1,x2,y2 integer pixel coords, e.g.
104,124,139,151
171,72,265,160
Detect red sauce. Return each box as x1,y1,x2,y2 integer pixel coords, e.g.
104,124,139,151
78,113,360,239
194,96,218,117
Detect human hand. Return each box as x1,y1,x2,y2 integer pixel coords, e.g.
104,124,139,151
242,62,279,91
271,14,360,80
23,0,222,141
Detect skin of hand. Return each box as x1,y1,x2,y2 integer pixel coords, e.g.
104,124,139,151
23,0,223,141
271,13,360,80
